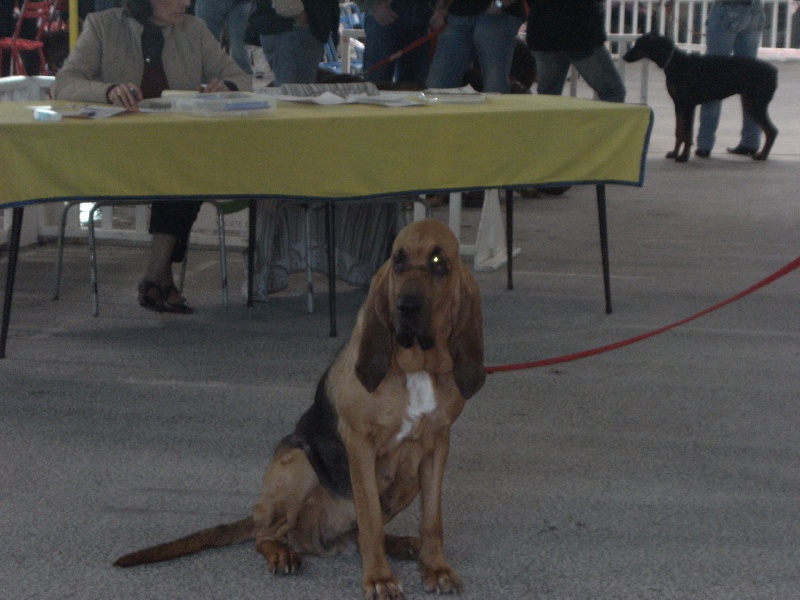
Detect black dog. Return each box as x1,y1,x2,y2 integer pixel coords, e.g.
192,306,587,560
623,31,778,162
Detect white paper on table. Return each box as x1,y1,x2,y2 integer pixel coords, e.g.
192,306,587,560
278,91,423,107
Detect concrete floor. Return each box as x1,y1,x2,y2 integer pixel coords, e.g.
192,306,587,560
1,62,799,599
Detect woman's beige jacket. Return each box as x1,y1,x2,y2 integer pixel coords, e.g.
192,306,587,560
53,8,252,102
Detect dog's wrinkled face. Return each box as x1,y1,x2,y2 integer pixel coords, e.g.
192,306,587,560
388,221,461,351
391,243,451,350
355,219,484,395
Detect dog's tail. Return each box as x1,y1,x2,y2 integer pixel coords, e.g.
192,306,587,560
113,516,255,568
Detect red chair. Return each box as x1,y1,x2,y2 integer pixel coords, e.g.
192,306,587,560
0,1,54,76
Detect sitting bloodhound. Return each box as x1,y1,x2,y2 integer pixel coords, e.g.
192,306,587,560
114,218,486,599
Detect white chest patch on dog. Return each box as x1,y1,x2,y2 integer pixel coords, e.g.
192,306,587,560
396,371,437,442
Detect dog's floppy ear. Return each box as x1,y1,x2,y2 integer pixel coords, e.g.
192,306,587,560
355,261,394,393
449,264,486,399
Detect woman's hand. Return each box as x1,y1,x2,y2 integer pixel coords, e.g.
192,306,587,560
372,0,398,26
200,79,231,93
107,83,141,108
429,8,447,31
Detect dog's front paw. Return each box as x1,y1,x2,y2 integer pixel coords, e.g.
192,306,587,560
421,565,463,594
363,577,405,600
256,540,302,575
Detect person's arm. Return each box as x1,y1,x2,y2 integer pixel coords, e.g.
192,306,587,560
196,20,253,92
52,12,119,102
368,0,397,26
430,0,453,30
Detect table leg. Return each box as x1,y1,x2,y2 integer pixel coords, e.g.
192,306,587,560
326,203,337,337
247,199,256,307
505,189,514,290
596,184,612,314
1,206,24,359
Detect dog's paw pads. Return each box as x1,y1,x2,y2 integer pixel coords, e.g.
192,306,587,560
421,566,463,594
256,540,302,575
363,578,405,600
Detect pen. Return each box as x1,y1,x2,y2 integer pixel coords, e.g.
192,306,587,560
129,87,139,101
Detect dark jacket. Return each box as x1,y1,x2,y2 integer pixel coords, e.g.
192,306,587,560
526,0,606,53
250,0,339,44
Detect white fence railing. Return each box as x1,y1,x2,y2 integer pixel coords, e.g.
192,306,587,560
573,1,800,102
604,0,799,51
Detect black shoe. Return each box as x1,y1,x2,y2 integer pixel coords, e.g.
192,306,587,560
137,280,165,313
695,148,710,158
726,145,757,156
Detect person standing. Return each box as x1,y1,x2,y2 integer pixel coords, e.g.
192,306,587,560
425,0,525,93
195,0,255,74
695,0,766,158
248,0,339,85
360,0,433,87
526,0,625,103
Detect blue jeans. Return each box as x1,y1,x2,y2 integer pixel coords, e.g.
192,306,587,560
363,1,433,86
534,46,626,103
426,12,524,93
697,1,765,151
195,0,254,74
260,28,324,86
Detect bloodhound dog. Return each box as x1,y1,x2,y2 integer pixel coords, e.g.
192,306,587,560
114,218,486,599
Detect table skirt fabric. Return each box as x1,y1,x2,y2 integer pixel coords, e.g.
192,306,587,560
248,200,406,300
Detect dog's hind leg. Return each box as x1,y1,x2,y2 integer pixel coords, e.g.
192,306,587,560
677,107,696,162
743,97,779,161
252,443,326,574
668,108,691,161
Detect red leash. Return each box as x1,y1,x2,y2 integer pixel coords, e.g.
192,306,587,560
365,27,444,75
484,256,800,374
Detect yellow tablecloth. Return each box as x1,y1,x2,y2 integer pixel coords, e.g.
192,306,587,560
0,94,652,207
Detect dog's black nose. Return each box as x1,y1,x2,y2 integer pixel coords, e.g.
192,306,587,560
397,295,423,315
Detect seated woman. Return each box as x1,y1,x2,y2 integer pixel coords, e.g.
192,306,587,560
52,0,252,314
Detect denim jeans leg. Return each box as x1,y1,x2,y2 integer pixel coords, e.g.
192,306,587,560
363,14,399,82
364,2,433,86
698,3,764,151
573,45,626,102
395,1,434,86
195,0,232,40
227,0,255,75
472,13,524,93
426,15,477,89
196,0,253,74
261,28,323,86
697,7,733,151
534,51,571,96
733,11,765,148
